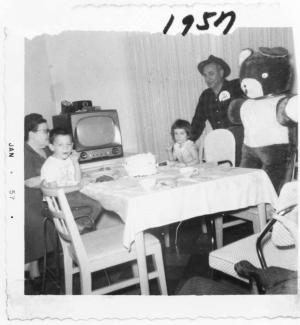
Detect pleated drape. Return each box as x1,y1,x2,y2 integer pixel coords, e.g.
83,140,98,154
125,28,295,161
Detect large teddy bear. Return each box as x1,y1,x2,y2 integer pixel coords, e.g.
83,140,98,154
228,47,297,193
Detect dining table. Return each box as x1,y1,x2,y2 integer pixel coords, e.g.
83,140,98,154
81,163,278,295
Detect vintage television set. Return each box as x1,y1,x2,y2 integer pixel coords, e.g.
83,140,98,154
52,109,123,163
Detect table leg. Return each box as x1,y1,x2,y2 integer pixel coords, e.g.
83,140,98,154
135,231,150,295
255,203,267,232
214,215,223,248
163,226,170,248
201,219,208,234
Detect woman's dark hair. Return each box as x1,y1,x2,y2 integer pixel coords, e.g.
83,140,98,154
171,119,192,141
24,113,47,141
49,127,71,144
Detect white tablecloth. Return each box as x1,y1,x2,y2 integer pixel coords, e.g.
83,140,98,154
81,166,278,249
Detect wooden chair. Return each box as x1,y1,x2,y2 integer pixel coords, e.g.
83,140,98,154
203,129,267,247
175,128,252,247
41,203,95,293
41,186,168,295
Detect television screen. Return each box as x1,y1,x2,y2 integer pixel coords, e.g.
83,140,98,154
53,109,123,162
76,116,121,147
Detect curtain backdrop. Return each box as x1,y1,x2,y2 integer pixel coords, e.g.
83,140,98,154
125,28,295,161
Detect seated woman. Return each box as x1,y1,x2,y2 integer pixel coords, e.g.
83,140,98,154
24,113,55,288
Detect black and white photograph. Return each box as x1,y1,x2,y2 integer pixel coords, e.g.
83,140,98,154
1,0,300,322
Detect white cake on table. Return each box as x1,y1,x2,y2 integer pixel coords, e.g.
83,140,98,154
124,153,157,177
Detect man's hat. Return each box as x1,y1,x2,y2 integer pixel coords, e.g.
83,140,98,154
197,55,231,77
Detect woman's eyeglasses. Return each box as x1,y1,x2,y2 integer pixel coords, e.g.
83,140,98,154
35,128,50,134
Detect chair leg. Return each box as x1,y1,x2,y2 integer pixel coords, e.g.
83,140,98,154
214,215,224,248
42,217,50,293
54,235,61,287
206,218,216,250
131,261,139,278
42,217,62,294
152,248,168,295
80,268,92,295
63,253,73,295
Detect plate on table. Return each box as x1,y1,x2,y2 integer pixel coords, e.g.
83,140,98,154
95,175,115,183
156,177,178,188
83,167,124,182
191,174,220,181
91,176,140,191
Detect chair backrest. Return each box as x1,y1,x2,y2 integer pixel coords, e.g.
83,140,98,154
204,129,236,166
276,181,298,211
41,186,89,270
271,181,298,247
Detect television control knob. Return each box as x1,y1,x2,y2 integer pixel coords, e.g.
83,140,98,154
80,152,88,159
112,147,120,155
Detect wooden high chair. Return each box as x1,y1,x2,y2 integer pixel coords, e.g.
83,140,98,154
41,186,168,295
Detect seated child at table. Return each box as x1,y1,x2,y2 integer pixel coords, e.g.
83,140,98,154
41,128,102,234
166,119,199,167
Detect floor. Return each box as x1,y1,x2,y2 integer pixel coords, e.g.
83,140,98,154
25,216,254,295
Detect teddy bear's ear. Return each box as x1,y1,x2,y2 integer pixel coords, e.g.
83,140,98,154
239,48,253,66
259,47,289,58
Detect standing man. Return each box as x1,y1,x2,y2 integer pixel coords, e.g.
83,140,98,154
191,55,244,165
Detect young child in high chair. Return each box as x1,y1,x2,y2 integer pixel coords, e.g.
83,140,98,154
41,128,102,234
167,119,199,167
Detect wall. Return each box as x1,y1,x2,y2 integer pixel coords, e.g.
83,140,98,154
25,28,295,159
25,36,55,128
25,32,139,153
